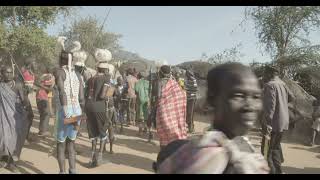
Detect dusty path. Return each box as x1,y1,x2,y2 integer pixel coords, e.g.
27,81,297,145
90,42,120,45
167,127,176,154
1,93,320,174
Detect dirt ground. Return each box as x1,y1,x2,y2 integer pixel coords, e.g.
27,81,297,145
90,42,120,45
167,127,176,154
1,93,320,174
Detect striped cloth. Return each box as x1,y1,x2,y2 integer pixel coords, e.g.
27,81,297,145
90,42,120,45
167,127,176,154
156,77,187,146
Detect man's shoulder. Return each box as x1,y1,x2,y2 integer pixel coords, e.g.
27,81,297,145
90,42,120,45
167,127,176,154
266,79,281,87
54,68,65,76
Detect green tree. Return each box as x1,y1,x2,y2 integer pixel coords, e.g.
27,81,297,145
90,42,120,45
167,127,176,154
0,6,75,28
245,6,320,77
207,43,244,64
0,6,75,69
61,16,122,68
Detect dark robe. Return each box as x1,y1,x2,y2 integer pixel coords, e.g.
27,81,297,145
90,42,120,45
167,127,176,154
85,74,111,139
0,82,28,158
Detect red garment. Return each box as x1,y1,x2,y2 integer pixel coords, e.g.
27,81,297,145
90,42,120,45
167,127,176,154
156,78,187,146
22,69,35,86
36,89,48,101
36,74,54,101
22,69,35,82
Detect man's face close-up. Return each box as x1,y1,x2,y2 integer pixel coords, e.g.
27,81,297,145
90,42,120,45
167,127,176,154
214,72,262,137
3,67,14,82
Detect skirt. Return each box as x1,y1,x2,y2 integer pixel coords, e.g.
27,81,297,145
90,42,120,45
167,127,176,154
54,104,82,142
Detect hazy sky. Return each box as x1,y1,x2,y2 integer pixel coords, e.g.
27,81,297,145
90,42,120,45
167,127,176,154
47,6,320,65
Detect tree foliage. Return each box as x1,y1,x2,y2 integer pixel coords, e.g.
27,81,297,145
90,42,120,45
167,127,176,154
0,6,75,28
61,16,122,68
246,6,320,78
246,6,320,60
207,43,244,64
0,6,75,69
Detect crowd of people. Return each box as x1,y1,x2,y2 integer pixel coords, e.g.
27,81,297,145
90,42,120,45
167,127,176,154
0,45,311,174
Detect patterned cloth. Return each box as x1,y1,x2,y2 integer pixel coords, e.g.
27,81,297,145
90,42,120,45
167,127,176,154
156,77,187,146
54,68,82,142
22,69,35,85
158,131,269,174
36,74,55,101
0,83,28,158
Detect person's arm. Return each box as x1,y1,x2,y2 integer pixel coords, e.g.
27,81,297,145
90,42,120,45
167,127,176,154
16,82,28,107
77,73,85,110
286,85,295,103
55,69,67,113
99,76,111,100
263,84,276,127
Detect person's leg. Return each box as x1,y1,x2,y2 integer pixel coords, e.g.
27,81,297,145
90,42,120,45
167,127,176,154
108,123,115,154
132,97,137,126
128,98,137,126
90,138,97,166
38,100,50,135
189,99,196,133
127,98,132,125
310,129,317,146
142,102,149,133
96,138,106,166
5,155,19,173
119,109,124,133
57,141,66,173
26,101,35,142
186,99,193,133
272,132,284,174
66,138,76,174
267,132,277,174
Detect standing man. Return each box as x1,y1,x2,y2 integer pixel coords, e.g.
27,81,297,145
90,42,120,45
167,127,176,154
74,61,91,137
36,68,55,137
0,66,29,173
263,65,294,174
134,71,150,136
309,97,320,146
152,65,187,150
20,58,36,144
85,62,114,167
184,69,198,133
126,68,138,126
53,51,84,174
114,76,128,134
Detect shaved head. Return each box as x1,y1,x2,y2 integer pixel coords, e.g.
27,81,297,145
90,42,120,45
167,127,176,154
207,62,262,138
207,63,255,104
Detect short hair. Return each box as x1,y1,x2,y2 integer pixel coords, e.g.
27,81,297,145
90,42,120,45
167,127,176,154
207,63,253,105
160,65,171,75
127,68,134,75
264,64,279,76
154,139,190,172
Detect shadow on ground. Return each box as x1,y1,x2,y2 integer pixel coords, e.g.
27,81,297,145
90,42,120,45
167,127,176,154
115,138,158,154
283,166,320,174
